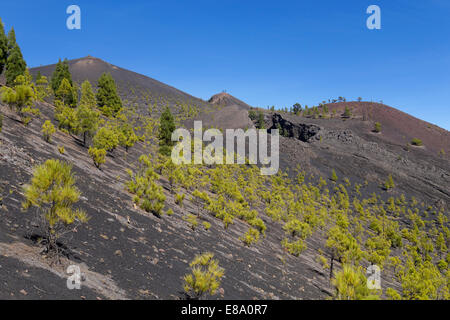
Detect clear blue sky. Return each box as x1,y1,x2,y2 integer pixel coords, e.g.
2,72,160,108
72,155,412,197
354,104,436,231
2,0,449,129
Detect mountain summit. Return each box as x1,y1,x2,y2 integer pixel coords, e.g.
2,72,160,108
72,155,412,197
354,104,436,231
30,56,207,107
208,92,251,110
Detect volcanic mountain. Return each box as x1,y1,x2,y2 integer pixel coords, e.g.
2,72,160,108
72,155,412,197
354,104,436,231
31,56,210,112
0,57,448,300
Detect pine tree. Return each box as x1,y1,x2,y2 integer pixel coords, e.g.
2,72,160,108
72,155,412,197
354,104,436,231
332,265,380,300
343,106,352,118
331,169,338,182
96,72,122,117
183,252,225,299
7,27,16,52
56,78,77,107
35,74,51,101
256,111,265,129
0,73,39,123
50,58,72,93
158,107,175,156
76,81,99,145
88,147,106,169
54,100,77,133
374,122,381,133
79,80,96,109
292,103,302,115
22,159,88,255
93,126,119,152
5,44,26,86
0,18,8,75
35,70,42,82
383,174,395,191
117,121,138,152
41,120,55,143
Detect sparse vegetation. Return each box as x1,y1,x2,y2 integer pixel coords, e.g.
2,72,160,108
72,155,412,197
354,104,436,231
126,155,166,217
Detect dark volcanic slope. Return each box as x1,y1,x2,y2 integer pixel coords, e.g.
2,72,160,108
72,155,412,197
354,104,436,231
1,57,449,300
259,109,450,212
323,101,449,155
0,100,329,300
30,56,210,111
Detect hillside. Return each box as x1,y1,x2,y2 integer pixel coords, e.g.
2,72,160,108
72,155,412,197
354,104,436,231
30,56,212,118
0,57,449,300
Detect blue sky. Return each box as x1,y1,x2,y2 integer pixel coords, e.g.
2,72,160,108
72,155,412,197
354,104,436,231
1,0,449,129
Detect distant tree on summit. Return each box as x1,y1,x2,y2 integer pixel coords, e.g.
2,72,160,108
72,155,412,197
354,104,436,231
0,18,8,75
158,107,175,156
292,103,302,115
96,72,122,117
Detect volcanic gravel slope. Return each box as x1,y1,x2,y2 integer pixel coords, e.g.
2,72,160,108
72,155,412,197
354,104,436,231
0,57,448,299
0,101,330,299
30,56,211,114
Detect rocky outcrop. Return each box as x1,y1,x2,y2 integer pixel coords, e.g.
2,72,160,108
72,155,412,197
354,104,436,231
268,113,321,142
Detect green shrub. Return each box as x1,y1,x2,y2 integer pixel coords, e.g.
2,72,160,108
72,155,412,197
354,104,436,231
88,147,106,169
282,238,307,256
373,122,381,133
248,109,257,120
331,169,338,182
175,193,185,207
41,120,56,143
183,214,198,230
202,221,211,231
411,138,423,146
383,174,395,191
332,265,380,300
93,126,119,151
240,227,260,246
183,252,224,299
